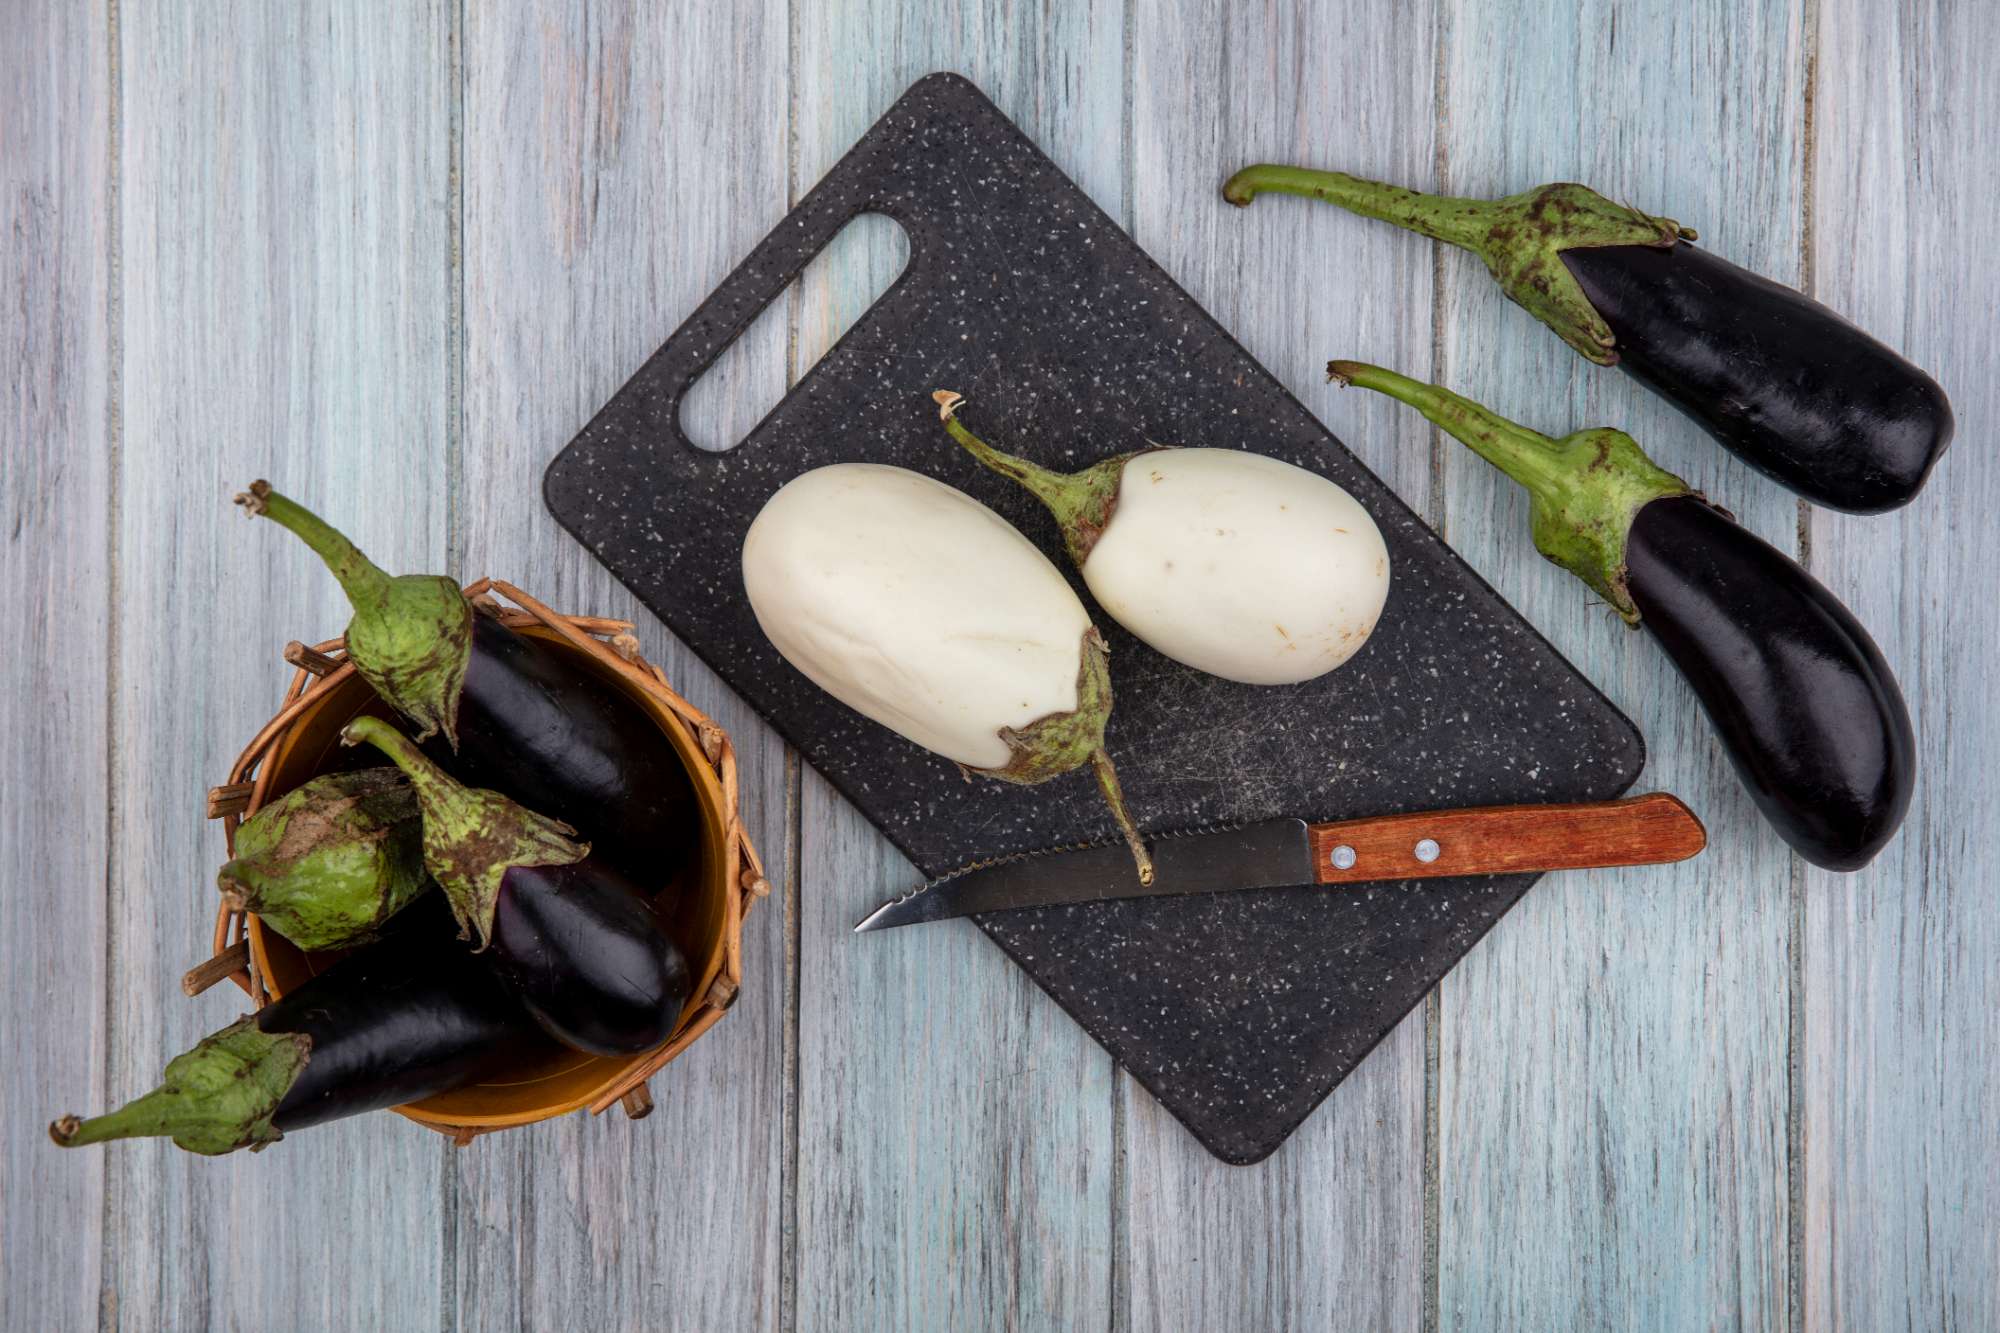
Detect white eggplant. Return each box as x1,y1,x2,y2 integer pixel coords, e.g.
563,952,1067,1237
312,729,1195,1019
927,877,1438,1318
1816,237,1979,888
741,462,1152,881
934,393,1391,686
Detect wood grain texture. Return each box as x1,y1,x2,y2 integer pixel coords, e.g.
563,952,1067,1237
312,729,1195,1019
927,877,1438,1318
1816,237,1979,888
452,3,792,1328
1122,1,1435,1326
797,770,1117,1330
104,4,455,1328
1803,3,2000,1328
9,3,2000,1330
1310,795,1706,884
1,4,110,1329
787,8,1127,1328
1429,2,1804,1327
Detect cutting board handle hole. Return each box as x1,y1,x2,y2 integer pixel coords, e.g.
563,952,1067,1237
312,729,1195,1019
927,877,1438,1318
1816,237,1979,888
679,213,910,452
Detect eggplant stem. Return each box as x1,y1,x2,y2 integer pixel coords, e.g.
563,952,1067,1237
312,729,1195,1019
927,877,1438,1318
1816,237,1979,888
1230,169,1690,366
1089,748,1155,885
1222,165,1494,250
1329,359,1690,623
48,1017,308,1154
342,715,449,787
1327,360,1571,497
49,1087,204,1147
342,714,585,949
235,481,394,612
934,390,1135,568
938,401,1072,508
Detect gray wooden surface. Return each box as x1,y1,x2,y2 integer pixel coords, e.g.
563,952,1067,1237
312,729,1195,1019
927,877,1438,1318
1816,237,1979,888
5,2,1994,1329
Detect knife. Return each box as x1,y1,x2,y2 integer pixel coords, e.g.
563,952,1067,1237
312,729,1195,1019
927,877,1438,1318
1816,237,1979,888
853,793,1706,932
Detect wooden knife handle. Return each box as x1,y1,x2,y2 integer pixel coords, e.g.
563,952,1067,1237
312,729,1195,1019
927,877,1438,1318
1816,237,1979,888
1308,793,1706,885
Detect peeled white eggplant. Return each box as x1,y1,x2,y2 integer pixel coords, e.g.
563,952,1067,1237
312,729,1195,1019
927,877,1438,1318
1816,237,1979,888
935,392,1391,685
741,462,1153,881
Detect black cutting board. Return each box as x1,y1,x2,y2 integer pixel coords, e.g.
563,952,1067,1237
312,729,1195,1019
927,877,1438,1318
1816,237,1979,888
545,73,1643,1164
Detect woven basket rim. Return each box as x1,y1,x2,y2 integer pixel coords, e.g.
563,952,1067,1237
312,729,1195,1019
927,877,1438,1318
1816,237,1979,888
198,577,769,1131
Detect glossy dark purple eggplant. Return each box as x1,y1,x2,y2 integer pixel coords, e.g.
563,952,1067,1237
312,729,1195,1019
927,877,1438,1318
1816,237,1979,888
488,857,692,1054
1564,243,1953,513
345,716,691,1056
1330,361,1916,871
1626,495,1914,868
262,900,546,1131
236,482,695,887
428,612,695,885
50,901,546,1154
1225,167,1953,511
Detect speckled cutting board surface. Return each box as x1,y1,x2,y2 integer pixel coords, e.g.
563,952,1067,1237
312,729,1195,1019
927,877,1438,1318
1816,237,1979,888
545,73,1643,1164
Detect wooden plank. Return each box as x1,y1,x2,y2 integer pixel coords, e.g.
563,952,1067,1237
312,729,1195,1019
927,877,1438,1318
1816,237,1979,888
1803,3,2000,1327
797,772,1118,1330
106,4,455,1328
450,4,791,1329
1122,0,1435,1326
10,9,1986,1333
1433,3,1804,1327
788,9,1127,1328
1,4,111,1329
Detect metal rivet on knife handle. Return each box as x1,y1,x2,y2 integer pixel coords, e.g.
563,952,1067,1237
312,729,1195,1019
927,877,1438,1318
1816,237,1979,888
1413,838,1441,863
1330,844,1357,870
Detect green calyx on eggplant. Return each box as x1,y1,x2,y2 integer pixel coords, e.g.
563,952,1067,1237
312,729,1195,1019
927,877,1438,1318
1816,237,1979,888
236,482,695,885
1329,360,1915,872
1326,362,1688,622
1224,167,1953,512
341,715,584,948
932,392,1392,686
983,624,1149,868
343,716,689,1055
1224,167,1689,365
235,481,471,744
216,768,429,951
934,391,1149,568
50,903,540,1155
49,1017,310,1155
741,462,1155,883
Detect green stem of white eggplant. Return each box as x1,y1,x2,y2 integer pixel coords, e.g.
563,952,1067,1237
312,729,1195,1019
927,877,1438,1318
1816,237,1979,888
933,390,1139,568
1090,747,1154,885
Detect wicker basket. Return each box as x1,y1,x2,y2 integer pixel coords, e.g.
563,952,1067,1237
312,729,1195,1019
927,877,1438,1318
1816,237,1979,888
185,579,769,1140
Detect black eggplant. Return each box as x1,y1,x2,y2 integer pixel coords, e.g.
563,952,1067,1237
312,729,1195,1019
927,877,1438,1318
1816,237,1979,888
1625,495,1914,867
50,901,543,1155
215,767,430,951
234,482,694,885
344,715,691,1055
1328,360,1915,871
1564,243,1952,512
1225,167,1953,512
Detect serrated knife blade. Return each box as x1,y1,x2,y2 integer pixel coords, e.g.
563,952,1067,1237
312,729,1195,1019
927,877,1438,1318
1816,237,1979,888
852,794,1707,932
854,819,1312,932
